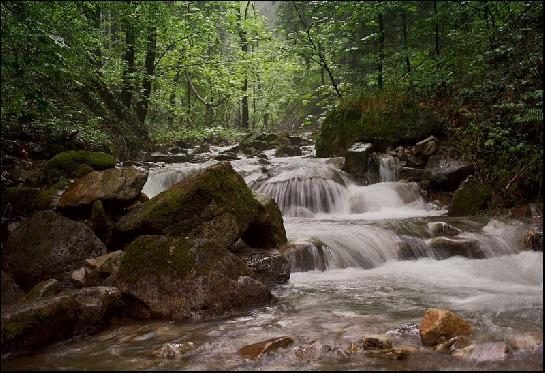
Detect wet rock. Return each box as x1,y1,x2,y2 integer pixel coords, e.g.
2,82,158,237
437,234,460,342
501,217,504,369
115,162,258,250
361,334,393,350
448,176,491,216
423,155,474,192
86,200,115,246
399,167,424,181
237,249,290,286
239,336,294,360
115,235,272,320
363,347,414,360
386,322,420,337
427,236,485,259
343,142,373,176
214,153,239,161
287,135,312,147
23,279,61,301
58,166,148,210
279,241,327,271
3,210,107,290
153,342,195,360
44,150,117,185
433,335,471,353
71,267,91,287
427,222,462,237
33,179,72,211
414,136,438,156
275,145,302,157
419,308,472,347
241,192,287,249
1,271,24,306
1,286,121,357
193,144,210,154
0,186,40,218
521,229,543,251
82,251,125,287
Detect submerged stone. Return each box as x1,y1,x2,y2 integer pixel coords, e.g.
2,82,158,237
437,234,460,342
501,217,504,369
239,336,294,360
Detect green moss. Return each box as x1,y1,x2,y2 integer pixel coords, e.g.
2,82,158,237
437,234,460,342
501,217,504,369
44,150,116,184
33,178,71,211
448,176,491,216
72,163,95,179
118,236,197,283
316,93,444,157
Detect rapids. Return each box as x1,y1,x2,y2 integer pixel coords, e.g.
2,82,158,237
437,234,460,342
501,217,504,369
3,145,542,371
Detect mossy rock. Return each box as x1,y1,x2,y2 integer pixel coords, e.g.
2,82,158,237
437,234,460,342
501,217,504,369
241,192,287,249
316,94,443,157
114,162,258,250
115,235,272,320
448,176,491,216
33,178,72,212
44,151,117,185
0,186,41,218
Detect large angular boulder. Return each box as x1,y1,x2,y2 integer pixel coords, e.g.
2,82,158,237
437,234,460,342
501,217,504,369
414,136,438,156
448,175,491,216
115,235,272,320
241,192,287,249
2,210,107,290
114,162,258,249
58,167,148,210
423,155,474,192
343,142,373,176
419,308,472,347
1,286,121,356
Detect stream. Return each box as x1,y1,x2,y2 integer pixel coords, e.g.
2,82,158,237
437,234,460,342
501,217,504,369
3,145,543,371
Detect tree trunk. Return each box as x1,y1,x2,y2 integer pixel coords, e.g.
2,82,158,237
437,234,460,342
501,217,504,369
136,26,157,124
237,1,250,129
121,23,136,108
433,1,439,57
402,9,412,88
378,12,384,90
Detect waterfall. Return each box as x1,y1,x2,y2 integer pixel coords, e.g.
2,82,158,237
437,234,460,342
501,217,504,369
379,154,400,182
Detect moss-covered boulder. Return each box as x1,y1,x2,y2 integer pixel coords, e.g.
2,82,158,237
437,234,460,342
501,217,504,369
114,162,258,249
22,279,62,301
1,286,121,356
448,176,491,216
33,178,72,212
316,95,443,157
115,235,272,320
241,192,287,249
2,210,107,290
57,167,148,210
0,186,41,218
44,150,117,185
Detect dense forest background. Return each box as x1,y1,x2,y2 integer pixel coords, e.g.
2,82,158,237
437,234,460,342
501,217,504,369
1,1,543,207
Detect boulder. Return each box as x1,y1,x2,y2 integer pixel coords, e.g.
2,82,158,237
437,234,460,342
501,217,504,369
23,279,61,301
427,236,485,259
361,334,393,350
214,153,239,161
423,155,474,192
239,336,294,360
2,210,107,290
241,192,287,249
343,142,373,176
236,249,290,286
414,136,438,156
399,167,424,181
1,286,121,356
44,150,117,185
115,235,272,320
33,179,72,211
82,250,125,286
114,162,258,250
58,167,148,210
275,145,302,157
419,308,472,347
448,176,491,216
427,222,462,237
86,200,115,245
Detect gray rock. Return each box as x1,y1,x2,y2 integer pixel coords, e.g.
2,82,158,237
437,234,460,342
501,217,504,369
23,279,61,301
448,175,491,216
427,222,462,237
423,154,474,192
237,249,290,286
427,236,485,259
2,210,107,290
343,143,373,176
414,136,438,156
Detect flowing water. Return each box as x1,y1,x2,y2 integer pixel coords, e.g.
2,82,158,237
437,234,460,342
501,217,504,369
3,146,543,371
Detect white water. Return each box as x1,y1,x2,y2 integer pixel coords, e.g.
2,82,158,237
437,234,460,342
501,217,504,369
9,144,540,370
